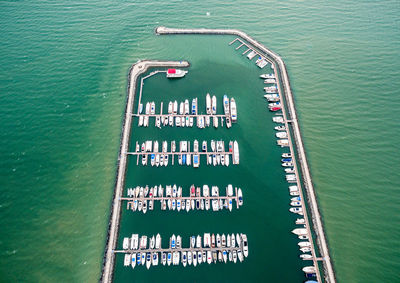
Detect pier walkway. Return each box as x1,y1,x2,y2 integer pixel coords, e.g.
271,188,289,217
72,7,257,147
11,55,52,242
101,60,189,283
155,27,336,283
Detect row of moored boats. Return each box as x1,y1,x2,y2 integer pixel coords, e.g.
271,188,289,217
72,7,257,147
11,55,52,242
137,94,237,129
262,72,318,279
123,233,248,269
126,184,243,213
136,140,239,167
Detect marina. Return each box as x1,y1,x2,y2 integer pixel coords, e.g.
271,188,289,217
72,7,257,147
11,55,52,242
155,27,336,283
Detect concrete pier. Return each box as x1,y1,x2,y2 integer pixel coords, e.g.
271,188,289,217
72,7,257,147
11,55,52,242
155,26,336,283
101,60,189,283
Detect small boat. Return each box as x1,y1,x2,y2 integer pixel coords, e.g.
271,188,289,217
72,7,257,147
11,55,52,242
152,252,158,266
233,141,239,164
170,234,176,249
296,218,306,225
230,98,237,122
300,247,312,253
207,251,212,264
264,78,276,84
211,234,216,248
182,251,187,267
303,266,317,274
162,252,167,265
260,73,275,79
204,233,211,247
233,250,237,263
206,93,211,114
150,236,155,249
191,236,196,248
228,251,233,262
193,252,197,266
241,234,249,257
187,251,192,265
238,188,243,206
166,68,188,78
192,98,197,115
282,153,292,158
292,228,308,236
300,254,313,260
218,251,223,262
123,237,130,250
167,252,172,266
237,250,244,262
282,162,293,167
197,251,202,264
146,252,152,269
213,116,218,128
247,50,257,59
196,235,202,248
173,251,180,265
276,131,288,138
184,99,189,115
211,95,217,115
179,102,184,115
290,207,303,214
223,250,227,263
205,115,210,127
136,253,141,266
173,101,178,114
285,167,295,173
216,234,221,248
275,125,286,131
221,234,226,247
124,254,131,266
168,101,173,114
291,201,302,206
212,251,217,263
298,241,311,248
176,235,181,248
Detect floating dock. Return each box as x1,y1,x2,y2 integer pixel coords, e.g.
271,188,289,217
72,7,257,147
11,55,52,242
155,27,336,283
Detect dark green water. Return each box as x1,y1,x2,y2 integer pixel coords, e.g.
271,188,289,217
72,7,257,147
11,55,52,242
1,0,399,282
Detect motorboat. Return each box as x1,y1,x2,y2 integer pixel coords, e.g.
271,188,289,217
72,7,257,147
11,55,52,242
196,235,202,248
211,95,217,115
152,252,158,266
176,235,181,248
213,116,218,128
216,234,221,248
167,252,172,266
130,234,139,250
276,131,288,138
241,234,248,257
296,218,306,225
123,237,130,250
207,251,212,264
131,253,137,269
300,254,313,260
223,250,227,263
230,98,237,122
238,188,243,206
275,125,286,131
298,241,311,248
193,252,197,266
166,68,188,78
282,162,293,167
233,141,239,164
173,100,178,114
260,73,275,79
290,207,303,214
202,141,207,152
223,95,230,116
124,254,131,266
291,201,302,206
233,250,237,263
192,98,197,115
303,266,317,274
184,99,189,115
292,228,308,236
170,234,176,249
206,93,211,114
187,251,192,265
150,235,155,249
182,251,187,267
204,233,211,247
162,252,167,265
146,252,152,269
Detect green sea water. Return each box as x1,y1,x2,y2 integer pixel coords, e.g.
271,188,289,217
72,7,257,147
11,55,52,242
1,0,399,282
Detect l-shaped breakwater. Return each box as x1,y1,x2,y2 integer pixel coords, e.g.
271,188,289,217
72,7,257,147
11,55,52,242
101,60,189,283
155,26,336,283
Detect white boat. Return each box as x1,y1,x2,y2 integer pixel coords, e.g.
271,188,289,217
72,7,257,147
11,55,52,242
303,266,316,274
162,252,167,265
260,73,275,79
152,252,158,266
223,250,227,263
205,115,210,127
257,58,268,68
145,102,150,114
124,254,131,266
296,218,306,225
230,98,237,122
187,251,192,265
166,68,188,78
237,250,244,262
300,247,312,253
150,102,155,115
204,233,211,247
176,235,181,248
223,95,230,115
179,102,184,115
211,95,217,114
138,115,144,127
272,116,284,123
123,237,130,250
213,116,218,128
241,234,248,257
292,228,308,236
233,250,237,263
146,252,152,269
291,201,302,206
196,235,202,248
182,251,187,267
275,125,286,131
198,251,202,264
247,50,257,59
290,207,303,214
130,234,139,250
231,235,236,248
298,241,311,248
168,116,173,126
131,253,136,269
156,233,161,249
167,253,172,266
233,141,239,164
206,93,211,114
276,131,288,138
285,167,295,173
170,234,176,249
184,99,189,115
173,100,178,114
300,254,313,260
173,251,180,265
207,251,212,264
282,162,293,167
193,252,197,266
150,235,155,249
141,253,145,266
192,98,197,115
168,101,172,114
216,234,221,248
264,78,276,83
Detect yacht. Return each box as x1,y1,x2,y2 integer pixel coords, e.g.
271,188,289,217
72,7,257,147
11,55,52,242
260,73,275,79
150,235,155,249
168,101,173,114
167,253,172,266
233,250,237,263
176,235,181,248
276,131,288,138
141,253,146,266
223,250,228,263
146,252,152,269
130,234,139,250
170,234,176,249
192,98,197,115
152,252,158,266
230,98,237,122
138,115,144,127
124,254,131,266
292,228,308,236
155,233,161,249
303,266,317,274
211,95,217,114
223,95,230,116
206,93,211,114
196,235,202,248
233,141,239,164
193,154,199,168
131,253,136,269
282,162,293,167
275,125,286,131
182,251,187,267
291,201,302,206
300,254,313,260
193,252,197,266
204,233,211,247
123,237,130,250
162,252,167,265
205,115,210,127
216,234,221,248
207,251,212,264
202,141,207,152
298,242,312,248
290,207,303,214
173,100,178,114
166,68,188,78
213,116,218,128
179,102,184,115
296,218,306,225
187,251,192,265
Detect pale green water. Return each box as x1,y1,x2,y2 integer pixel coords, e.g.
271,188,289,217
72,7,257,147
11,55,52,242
0,0,399,282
